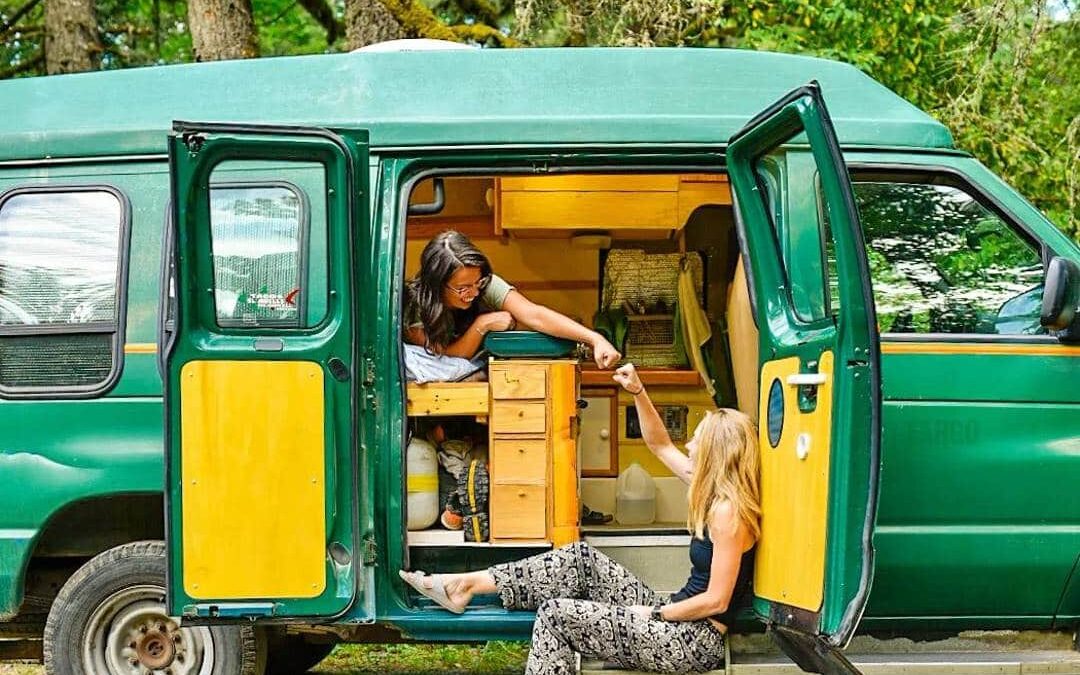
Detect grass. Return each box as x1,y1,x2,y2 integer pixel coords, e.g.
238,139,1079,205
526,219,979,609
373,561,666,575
314,642,529,673
0,642,530,675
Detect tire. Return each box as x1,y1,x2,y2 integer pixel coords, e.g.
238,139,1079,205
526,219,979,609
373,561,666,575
264,632,335,674
43,540,264,675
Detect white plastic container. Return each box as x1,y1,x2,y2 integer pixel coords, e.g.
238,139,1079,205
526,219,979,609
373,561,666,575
406,437,439,530
615,462,657,526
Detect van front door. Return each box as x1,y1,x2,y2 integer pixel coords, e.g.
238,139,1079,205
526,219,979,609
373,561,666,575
164,123,373,621
727,84,881,673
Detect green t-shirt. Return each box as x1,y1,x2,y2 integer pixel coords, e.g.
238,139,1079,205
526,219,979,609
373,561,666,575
404,273,515,332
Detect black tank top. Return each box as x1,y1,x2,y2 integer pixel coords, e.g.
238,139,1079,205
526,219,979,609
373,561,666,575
669,532,755,625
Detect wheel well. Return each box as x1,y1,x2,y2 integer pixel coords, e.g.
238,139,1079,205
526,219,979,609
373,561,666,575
32,493,163,558
5,493,163,637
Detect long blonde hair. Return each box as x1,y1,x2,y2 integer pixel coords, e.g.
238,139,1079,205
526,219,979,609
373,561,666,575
686,408,761,542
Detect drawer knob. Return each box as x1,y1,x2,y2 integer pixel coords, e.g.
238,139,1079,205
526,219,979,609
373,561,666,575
518,447,526,453
517,410,525,417
518,491,527,498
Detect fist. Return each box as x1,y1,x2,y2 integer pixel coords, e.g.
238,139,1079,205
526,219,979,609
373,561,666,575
482,311,515,333
592,339,621,369
612,363,643,393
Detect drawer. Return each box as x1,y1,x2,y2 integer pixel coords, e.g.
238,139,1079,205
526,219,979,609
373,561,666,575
491,401,547,434
491,484,547,540
490,364,547,400
491,439,547,483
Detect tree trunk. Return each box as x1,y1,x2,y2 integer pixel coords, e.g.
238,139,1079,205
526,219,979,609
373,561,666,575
345,0,404,49
187,0,259,61
44,0,101,74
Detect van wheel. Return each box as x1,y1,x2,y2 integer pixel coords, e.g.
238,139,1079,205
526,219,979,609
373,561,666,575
264,632,335,674
43,540,264,675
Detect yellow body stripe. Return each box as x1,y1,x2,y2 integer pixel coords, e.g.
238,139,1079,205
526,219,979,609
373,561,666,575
882,341,1080,357
124,343,158,354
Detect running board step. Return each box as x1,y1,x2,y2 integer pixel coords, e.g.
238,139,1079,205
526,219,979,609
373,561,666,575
583,649,1080,675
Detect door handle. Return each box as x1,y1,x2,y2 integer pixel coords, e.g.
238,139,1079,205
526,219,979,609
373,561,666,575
786,373,827,387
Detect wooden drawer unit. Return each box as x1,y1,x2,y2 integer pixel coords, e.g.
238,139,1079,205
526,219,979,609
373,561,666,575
490,484,547,540
491,439,547,483
488,359,579,545
490,401,547,434
490,363,547,399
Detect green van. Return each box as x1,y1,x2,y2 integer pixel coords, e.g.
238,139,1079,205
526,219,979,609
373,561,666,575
0,45,1077,675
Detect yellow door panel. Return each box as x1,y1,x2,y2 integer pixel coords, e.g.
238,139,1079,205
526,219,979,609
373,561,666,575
181,360,327,599
754,351,834,612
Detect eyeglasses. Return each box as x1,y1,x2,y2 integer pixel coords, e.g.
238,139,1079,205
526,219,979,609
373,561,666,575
446,275,491,298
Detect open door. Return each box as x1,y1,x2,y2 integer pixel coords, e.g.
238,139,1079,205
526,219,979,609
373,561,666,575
164,122,373,621
727,84,881,673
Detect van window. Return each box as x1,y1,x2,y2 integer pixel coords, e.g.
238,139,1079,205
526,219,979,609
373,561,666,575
207,172,324,329
0,188,126,392
755,152,830,323
828,179,1045,336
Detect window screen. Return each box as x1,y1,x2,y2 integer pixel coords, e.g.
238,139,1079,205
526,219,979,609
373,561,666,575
0,188,125,392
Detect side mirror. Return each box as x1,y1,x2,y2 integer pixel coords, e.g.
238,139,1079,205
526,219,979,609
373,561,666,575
1040,256,1080,342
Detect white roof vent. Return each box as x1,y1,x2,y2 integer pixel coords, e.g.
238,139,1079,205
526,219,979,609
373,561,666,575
353,39,478,53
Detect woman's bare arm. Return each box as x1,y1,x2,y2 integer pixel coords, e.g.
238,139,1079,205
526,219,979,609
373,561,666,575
502,291,620,368
612,364,692,483
404,312,512,359
658,503,747,622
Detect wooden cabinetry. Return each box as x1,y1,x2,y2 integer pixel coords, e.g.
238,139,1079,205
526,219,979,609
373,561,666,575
488,359,579,545
494,174,730,237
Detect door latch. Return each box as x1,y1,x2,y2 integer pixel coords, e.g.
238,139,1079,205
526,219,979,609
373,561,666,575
785,373,826,386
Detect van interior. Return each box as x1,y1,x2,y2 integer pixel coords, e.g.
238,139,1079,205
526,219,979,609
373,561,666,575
400,172,760,598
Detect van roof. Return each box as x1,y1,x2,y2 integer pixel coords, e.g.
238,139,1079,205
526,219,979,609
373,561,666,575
3,48,954,161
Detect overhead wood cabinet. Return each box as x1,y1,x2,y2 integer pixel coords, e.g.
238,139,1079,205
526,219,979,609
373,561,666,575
494,174,731,237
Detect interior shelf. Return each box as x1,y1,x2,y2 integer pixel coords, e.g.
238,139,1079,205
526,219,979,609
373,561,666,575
406,382,490,416
580,521,689,535
580,369,701,387
407,529,553,548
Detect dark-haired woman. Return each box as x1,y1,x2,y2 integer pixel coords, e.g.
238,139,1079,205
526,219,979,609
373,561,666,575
404,230,621,369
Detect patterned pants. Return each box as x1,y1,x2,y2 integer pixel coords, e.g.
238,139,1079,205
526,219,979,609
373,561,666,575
488,542,725,675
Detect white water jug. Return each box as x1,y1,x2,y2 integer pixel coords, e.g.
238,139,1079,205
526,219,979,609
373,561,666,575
615,462,656,525
406,437,439,530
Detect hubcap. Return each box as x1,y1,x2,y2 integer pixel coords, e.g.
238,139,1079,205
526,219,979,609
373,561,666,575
82,584,215,675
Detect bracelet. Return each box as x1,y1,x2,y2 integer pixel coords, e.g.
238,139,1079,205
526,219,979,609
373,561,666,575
474,325,486,336
651,603,666,621
629,385,644,396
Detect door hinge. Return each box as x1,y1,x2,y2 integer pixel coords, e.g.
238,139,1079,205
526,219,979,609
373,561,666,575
182,131,207,154
363,357,377,386
361,536,378,565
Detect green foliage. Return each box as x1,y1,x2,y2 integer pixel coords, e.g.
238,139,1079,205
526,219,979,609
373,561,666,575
939,2,1079,243
257,0,344,55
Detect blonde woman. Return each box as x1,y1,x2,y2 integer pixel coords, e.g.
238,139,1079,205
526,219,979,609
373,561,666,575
400,363,761,674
